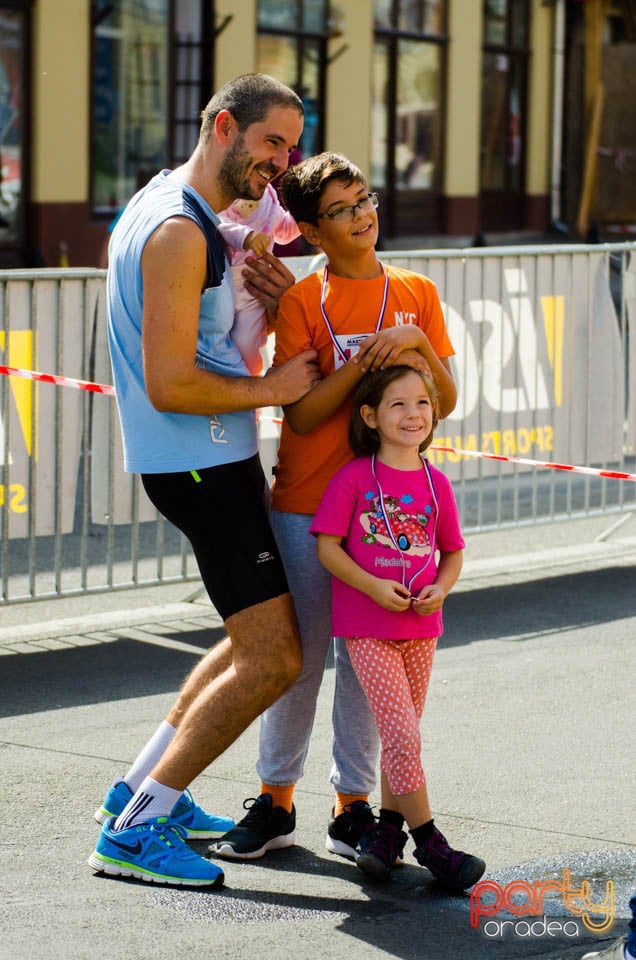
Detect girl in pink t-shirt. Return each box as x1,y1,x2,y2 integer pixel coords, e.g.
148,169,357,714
311,366,485,890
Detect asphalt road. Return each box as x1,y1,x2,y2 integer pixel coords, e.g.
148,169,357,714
0,514,634,960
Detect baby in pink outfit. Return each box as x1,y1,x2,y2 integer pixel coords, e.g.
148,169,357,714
218,183,301,374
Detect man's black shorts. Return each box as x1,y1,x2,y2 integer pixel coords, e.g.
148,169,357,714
142,455,289,622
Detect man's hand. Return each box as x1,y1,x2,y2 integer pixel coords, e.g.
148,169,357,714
242,251,295,313
262,349,320,406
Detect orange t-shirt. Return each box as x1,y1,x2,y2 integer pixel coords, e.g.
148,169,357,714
270,263,454,515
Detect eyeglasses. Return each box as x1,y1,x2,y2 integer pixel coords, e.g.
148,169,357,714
315,192,379,223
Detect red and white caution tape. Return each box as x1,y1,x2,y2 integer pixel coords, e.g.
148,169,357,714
258,413,636,482
2,365,635,481
0,364,115,396
429,445,636,482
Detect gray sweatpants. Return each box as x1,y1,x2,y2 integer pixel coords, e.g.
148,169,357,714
256,510,379,794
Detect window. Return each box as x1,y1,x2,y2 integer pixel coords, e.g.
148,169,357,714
372,1,447,237
257,0,330,158
480,0,529,199
0,3,29,257
90,0,212,216
91,0,170,215
172,0,213,164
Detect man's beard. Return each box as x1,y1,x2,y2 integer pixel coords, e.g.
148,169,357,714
218,133,276,202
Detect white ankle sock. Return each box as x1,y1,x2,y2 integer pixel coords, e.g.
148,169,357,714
124,720,176,793
113,776,183,832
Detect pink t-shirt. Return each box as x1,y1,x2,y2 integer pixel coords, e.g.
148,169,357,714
311,457,464,640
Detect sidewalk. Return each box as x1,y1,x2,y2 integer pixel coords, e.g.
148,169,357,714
2,512,635,645
1,513,634,960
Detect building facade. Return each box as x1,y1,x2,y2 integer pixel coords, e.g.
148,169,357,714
2,0,632,268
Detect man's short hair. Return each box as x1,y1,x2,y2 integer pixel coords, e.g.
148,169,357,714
281,152,367,224
200,74,304,142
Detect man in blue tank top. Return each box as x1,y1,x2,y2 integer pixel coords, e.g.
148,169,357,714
89,74,319,888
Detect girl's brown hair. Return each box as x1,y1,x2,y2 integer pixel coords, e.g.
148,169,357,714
348,365,439,457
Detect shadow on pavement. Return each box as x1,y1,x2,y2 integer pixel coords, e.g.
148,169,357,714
140,846,607,960
1,565,634,718
0,635,219,718
443,564,636,647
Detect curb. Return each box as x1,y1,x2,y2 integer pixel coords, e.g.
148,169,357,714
1,538,635,650
0,601,222,643
456,535,636,591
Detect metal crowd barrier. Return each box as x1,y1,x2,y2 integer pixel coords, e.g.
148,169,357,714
1,242,634,605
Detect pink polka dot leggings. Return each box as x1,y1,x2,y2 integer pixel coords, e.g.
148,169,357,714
345,636,437,796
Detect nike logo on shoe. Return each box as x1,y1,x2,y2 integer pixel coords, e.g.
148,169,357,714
108,837,143,856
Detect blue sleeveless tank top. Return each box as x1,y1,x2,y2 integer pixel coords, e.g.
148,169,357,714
107,170,257,473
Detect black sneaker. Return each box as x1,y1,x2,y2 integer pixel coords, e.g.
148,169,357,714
325,800,376,860
414,825,485,891
208,794,296,860
356,819,408,882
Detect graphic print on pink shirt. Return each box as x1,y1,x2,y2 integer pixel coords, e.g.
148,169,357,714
359,491,433,558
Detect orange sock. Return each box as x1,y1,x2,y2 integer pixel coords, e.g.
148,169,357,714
260,782,295,813
334,792,369,818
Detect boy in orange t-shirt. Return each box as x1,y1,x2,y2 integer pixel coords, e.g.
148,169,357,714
210,153,456,864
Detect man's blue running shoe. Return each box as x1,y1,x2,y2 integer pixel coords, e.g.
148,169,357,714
94,779,234,839
88,817,224,887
